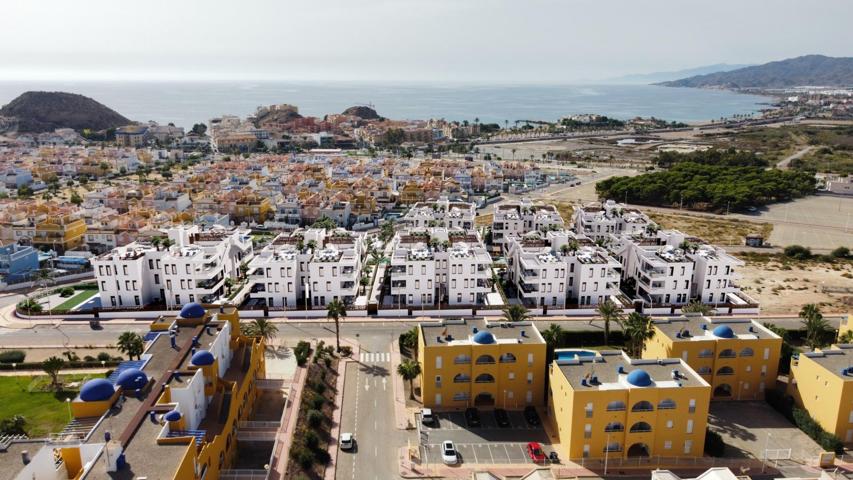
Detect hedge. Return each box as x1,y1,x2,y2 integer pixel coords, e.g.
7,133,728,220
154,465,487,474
0,350,26,364
0,360,122,371
765,390,844,454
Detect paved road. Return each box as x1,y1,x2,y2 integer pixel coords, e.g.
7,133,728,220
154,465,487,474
335,329,414,480
776,146,815,170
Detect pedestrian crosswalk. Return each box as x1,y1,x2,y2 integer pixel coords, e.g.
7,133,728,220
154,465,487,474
359,352,391,363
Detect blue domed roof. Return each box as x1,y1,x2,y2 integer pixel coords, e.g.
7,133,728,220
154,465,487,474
713,325,735,339
80,378,115,402
191,350,215,366
626,369,653,387
179,302,206,319
164,410,182,422
115,368,148,390
472,331,496,345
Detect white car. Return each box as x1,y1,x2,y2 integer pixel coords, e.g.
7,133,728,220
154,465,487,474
441,440,458,465
421,408,435,425
340,432,354,450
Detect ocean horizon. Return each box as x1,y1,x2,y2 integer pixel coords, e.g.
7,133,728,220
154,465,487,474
0,80,773,130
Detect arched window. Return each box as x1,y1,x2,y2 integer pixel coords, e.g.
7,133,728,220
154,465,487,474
475,354,496,365
719,349,736,358
604,422,624,432
454,354,471,364
475,373,495,383
499,353,517,363
453,373,471,383
631,400,654,412
658,398,676,410
606,400,626,411
698,349,714,358
716,366,735,375
740,347,754,357
697,366,712,375
629,421,652,433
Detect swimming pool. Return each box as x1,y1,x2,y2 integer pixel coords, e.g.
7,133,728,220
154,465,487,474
554,349,597,361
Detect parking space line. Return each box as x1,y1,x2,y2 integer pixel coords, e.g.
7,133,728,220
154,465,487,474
488,445,495,464
503,444,511,463
472,445,478,463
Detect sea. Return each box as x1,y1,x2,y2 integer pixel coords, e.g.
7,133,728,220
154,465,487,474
0,81,773,130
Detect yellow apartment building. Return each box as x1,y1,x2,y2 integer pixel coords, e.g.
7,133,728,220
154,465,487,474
418,318,547,409
788,344,853,444
33,214,87,253
642,315,782,400
548,349,710,460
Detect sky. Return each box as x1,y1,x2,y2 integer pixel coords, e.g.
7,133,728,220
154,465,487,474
2,0,852,84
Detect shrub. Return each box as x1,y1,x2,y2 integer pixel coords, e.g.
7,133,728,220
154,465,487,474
294,341,311,367
783,245,812,260
306,409,323,428
313,448,331,464
304,430,319,449
766,390,843,454
311,382,326,395
310,393,325,410
58,287,75,297
704,429,725,457
290,444,314,469
96,352,112,362
0,350,26,364
831,246,850,259
83,355,96,362
339,345,353,357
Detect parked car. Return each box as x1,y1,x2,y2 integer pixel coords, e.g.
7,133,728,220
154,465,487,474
494,408,510,428
549,451,560,463
441,440,458,465
527,442,547,463
340,432,354,450
465,407,481,427
421,408,435,426
524,406,540,426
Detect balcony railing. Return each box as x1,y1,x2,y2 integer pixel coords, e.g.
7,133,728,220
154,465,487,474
454,357,471,365
453,376,471,383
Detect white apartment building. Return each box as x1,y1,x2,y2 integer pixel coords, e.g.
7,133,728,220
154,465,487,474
574,199,655,242
402,197,475,230
688,245,746,305
246,228,364,308
93,226,253,308
389,228,492,307
505,230,621,308
492,199,565,251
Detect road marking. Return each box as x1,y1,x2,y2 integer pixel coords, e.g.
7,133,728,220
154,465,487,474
488,445,494,464
374,445,378,457
503,444,511,463
364,378,370,392
382,377,387,391
472,445,478,463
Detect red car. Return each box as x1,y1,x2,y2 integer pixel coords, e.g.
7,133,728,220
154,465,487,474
527,442,547,463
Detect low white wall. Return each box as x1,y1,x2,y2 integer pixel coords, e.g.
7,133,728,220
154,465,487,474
549,308,598,316
377,309,409,317
644,307,673,315
477,309,505,316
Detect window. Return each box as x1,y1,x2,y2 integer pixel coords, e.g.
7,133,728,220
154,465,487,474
584,424,592,438
658,398,676,410
688,399,696,413
606,401,626,412
585,402,593,418
764,347,770,360
528,353,534,366
526,372,533,384
683,440,693,454
435,356,442,369
631,401,654,412
666,420,673,429
664,440,672,450
435,376,441,387
508,372,515,380
630,421,652,433
475,355,495,365
686,419,694,433
604,422,624,432
583,444,590,458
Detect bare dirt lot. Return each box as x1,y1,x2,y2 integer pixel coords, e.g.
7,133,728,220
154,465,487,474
648,211,774,246
738,256,853,315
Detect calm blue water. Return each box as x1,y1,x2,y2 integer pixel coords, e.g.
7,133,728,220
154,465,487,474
555,350,597,361
0,81,772,129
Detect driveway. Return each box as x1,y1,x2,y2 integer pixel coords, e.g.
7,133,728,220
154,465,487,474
708,401,823,463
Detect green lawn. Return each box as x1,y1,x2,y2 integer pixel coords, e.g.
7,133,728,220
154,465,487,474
54,288,99,311
0,374,95,437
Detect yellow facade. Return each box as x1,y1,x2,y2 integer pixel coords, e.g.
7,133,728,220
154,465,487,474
642,316,782,401
418,319,547,409
33,214,87,252
548,350,710,460
788,344,853,444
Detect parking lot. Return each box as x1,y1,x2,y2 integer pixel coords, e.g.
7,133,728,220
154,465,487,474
418,410,556,466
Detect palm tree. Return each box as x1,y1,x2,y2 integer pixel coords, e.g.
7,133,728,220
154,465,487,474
161,238,174,251
596,299,623,347
397,359,422,400
151,236,162,251
17,298,42,314
399,327,419,357
800,304,829,350
42,356,65,391
622,312,654,357
502,304,530,323
327,299,347,352
241,318,279,343
682,300,713,315
224,277,235,296
541,323,565,353
117,332,144,360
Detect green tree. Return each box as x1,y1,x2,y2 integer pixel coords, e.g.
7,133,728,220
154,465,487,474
17,298,42,314
379,221,396,243
800,304,829,350
502,304,530,323
117,332,145,360
224,277,235,295
326,299,347,352
42,356,65,391
396,359,422,400
681,300,713,315
311,216,337,231
69,191,83,206
0,415,27,436
241,318,279,343
596,299,623,347
622,312,654,356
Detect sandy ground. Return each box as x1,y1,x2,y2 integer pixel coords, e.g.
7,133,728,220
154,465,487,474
738,259,853,315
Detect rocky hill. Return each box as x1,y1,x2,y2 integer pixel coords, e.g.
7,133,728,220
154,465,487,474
0,91,130,133
342,105,380,120
658,55,853,89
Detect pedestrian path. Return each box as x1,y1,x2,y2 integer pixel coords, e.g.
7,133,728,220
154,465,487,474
359,351,391,363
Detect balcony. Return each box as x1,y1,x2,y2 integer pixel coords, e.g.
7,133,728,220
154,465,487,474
453,375,471,383
454,356,471,365
391,281,407,288
520,282,538,294
521,269,539,278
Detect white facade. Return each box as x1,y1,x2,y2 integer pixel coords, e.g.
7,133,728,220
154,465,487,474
492,199,565,251
574,199,654,242
688,245,745,305
93,226,253,308
402,197,475,230
389,228,492,307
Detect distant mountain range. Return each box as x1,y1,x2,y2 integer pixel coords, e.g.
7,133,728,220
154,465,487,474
0,91,130,133
604,64,752,85
658,55,853,89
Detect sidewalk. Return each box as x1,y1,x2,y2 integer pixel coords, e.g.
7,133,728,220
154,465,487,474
267,365,306,480
391,338,416,430
324,336,359,480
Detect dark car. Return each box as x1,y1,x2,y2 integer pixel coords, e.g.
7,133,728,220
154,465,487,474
465,407,481,427
524,406,540,426
494,408,510,428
